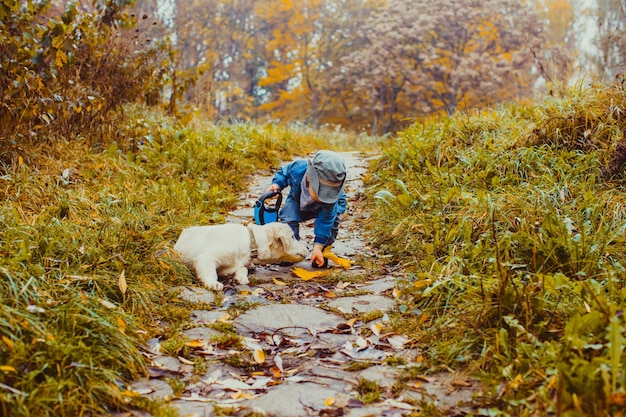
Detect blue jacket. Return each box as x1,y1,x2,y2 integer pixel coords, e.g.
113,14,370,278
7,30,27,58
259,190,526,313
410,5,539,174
272,159,347,246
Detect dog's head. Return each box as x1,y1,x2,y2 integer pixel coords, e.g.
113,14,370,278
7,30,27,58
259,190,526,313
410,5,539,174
250,222,308,264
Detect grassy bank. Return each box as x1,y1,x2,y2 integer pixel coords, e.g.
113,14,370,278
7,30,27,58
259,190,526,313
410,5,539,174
365,81,626,416
0,107,372,415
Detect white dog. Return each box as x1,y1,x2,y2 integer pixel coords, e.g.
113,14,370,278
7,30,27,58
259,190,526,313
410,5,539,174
174,222,308,291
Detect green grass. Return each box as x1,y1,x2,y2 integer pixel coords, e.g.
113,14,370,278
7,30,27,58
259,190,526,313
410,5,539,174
0,106,369,416
365,80,626,416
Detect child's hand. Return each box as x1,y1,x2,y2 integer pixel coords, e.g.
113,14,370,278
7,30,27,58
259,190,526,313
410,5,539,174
266,184,280,193
310,244,325,267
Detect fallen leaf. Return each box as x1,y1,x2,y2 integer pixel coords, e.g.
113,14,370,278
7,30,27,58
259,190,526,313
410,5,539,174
251,288,265,296
413,279,432,289
275,353,284,372
387,334,410,350
253,349,265,364
230,391,255,400
186,339,206,348
371,322,384,336
99,299,117,309
325,397,335,406
26,305,45,314
392,288,401,299
215,378,253,391
119,270,127,295
383,399,416,410
356,337,368,349
217,313,231,322
0,366,16,372
291,267,332,281
2,336,14,351
270,366,282,379
272,277,288,286
178,356,195,365
323,251,353,268
325,291,337,298
251,376,273,389
116,316,126,333
451,379,472,388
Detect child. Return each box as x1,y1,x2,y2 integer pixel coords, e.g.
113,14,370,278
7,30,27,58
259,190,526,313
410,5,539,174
265,150,347,267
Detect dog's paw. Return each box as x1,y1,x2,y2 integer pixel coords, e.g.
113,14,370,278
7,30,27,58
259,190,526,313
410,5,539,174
235,268,249,285
202,280,223,292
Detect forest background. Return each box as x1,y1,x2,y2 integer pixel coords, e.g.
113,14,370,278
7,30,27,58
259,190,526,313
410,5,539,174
2,0,626,155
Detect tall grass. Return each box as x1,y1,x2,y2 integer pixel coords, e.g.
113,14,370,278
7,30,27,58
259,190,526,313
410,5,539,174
366,81,626,416
0,106,368,416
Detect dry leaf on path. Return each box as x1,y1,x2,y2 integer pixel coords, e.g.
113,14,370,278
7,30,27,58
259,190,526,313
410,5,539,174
322,248,353,268
290,267,332,281
272,277,288,286
253,349,265,364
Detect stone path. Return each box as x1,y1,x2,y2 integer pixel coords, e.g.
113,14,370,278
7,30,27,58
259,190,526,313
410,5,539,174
122,152,482,416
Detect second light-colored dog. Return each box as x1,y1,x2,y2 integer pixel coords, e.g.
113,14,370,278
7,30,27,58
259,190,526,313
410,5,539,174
174,222,307,291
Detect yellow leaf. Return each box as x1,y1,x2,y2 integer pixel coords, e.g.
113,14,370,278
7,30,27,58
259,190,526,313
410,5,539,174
0,366,16,372
291,267,331,281
253,349,265,364
325,291,336,298
413,279,432,289
392,288,401,299
231,391,255,400
322,248,353,268
217,313,231,322
186,339,206,348
116,316,126,333
324,397,335,406
18,156,23,166
55,50,68,67
2,336,14,351
346,318,357,327
121,390,141,397
272,277,288,286
118,270,127,295
371,322,384,336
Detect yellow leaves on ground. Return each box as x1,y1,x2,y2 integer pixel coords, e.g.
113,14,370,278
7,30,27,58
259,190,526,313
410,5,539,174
253,349,265,364
272,277,287,286
290,250,353,281
0,366,16,373
186,339,206,348
290,267,331,281
322,248,354,269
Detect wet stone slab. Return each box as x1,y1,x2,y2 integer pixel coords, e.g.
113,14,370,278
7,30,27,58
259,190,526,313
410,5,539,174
327,294,395,314
234,304,343,337
170,286,216,304
239,382,347,417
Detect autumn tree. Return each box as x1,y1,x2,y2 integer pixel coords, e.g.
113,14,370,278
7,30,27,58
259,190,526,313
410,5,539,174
532,0,575,83
334,0,545,133
255,0,381,126
593,0,626,81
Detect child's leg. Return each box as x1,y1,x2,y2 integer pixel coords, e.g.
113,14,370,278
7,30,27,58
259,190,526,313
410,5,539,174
278,196,302,239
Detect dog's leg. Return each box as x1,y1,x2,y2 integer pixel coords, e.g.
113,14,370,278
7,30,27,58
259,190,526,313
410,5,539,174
194,253,224,291
234,267,249,285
